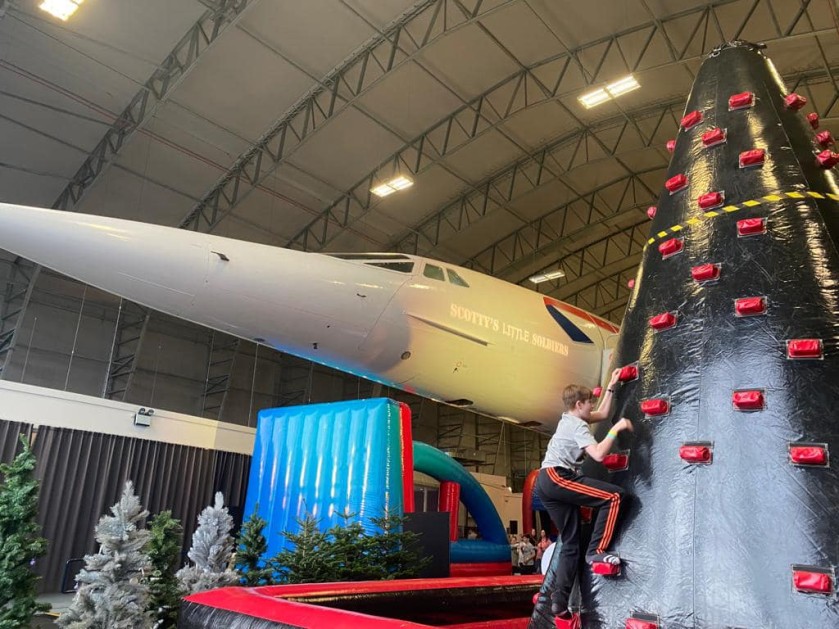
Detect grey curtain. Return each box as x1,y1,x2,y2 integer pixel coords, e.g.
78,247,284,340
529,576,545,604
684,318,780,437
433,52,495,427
31,426,251,592
0,419,32,465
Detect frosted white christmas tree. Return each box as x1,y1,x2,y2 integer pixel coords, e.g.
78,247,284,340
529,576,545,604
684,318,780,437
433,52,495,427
58,480,152,629
176,491,238,593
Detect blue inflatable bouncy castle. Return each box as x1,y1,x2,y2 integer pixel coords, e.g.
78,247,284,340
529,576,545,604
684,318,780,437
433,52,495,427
182,399,537,628
243,398,510,572
244,398,412,556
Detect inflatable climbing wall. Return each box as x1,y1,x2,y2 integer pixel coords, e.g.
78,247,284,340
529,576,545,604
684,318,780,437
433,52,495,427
532,41,839,629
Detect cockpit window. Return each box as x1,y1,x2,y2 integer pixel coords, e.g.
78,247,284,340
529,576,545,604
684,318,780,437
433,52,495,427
447,269,469,287
365,262,414,273
423,264,446,281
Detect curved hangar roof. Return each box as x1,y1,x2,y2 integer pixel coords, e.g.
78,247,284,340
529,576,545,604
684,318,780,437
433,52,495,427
1,0,837,324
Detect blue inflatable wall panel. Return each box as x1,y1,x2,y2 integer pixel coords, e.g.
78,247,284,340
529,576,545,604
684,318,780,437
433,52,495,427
243,398,405,557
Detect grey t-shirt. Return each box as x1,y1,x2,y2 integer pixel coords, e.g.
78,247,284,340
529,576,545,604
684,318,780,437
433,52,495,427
541,412,597,469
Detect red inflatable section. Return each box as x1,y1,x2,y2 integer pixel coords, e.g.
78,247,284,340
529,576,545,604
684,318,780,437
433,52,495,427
398,402,415,512
450,562,513,577
439,480,461,541
183,576,542,629
521,469,539,535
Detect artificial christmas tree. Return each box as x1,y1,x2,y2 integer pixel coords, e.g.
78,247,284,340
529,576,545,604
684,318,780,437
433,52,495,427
176,492,238,594
234,509,272,586
368,512,429,580
0,434,48,628
58,480,152,629
269,511,429,584
145,510,183,629
270,515,333,584
326,515,372,582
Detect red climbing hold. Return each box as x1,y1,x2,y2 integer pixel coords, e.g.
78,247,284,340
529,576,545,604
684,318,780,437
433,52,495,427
734,296,766,316
739,149,765,168
816,131,835,148
789,445,828,466
784,93,807,111
591,561,621,576
793,569,833,594
647,206,657,219
665,173,688,193
640,398,669,416
658,238,683,258
691,263,720,282
627,278,636,289
737,217,766,237
666,139,676,153
680,110,702,130
554,612,581,629
701,127,726,147
626,619,659,629
618,365,638,382
728,91,754,110
680,444,712,464
592,386,603,397
816,150,839,168
806,112,820,129
786,339,823,359
602,453,629,472
732,390,764,411
698,191,724,210
649,312,677,331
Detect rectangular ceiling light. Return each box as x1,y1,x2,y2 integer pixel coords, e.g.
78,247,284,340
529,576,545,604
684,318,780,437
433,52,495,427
606,75,641,96
578,74,640,108
39,0,83,20
578,88,610,108
529,269,566,284
371,175,414,198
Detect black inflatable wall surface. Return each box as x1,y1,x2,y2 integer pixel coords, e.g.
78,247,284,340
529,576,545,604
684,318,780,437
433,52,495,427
533,41,839,629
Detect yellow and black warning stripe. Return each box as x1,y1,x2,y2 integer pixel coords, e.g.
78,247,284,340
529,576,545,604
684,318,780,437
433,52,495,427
646,190,839,245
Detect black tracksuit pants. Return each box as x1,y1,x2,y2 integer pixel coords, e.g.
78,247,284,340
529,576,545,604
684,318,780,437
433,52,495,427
535,466,625,612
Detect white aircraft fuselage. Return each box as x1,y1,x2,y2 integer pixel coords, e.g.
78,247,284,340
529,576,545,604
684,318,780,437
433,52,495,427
0,203,620,431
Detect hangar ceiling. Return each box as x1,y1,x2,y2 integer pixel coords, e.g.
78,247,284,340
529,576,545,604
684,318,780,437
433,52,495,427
0,0,837,420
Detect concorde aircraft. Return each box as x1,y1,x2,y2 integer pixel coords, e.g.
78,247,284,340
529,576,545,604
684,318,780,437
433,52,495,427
0,202,620,430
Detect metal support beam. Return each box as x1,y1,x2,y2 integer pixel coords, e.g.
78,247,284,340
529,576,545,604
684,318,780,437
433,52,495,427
463,167,663,278
287,0,832,254
519,224,647,324
102,300,150,401
341,374,377,401
394,69,835,261
276,354,314,406
178,0,516,235
535,221,649,297
436,406,466,454
451,64,838,284
0,258,38,379
54,0,252,212
475,416,505,475
201,331,240,420
0,0,252,392
509,427,549,492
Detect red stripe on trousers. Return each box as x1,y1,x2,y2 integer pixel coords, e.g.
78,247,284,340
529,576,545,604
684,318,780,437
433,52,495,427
545,467,621,553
